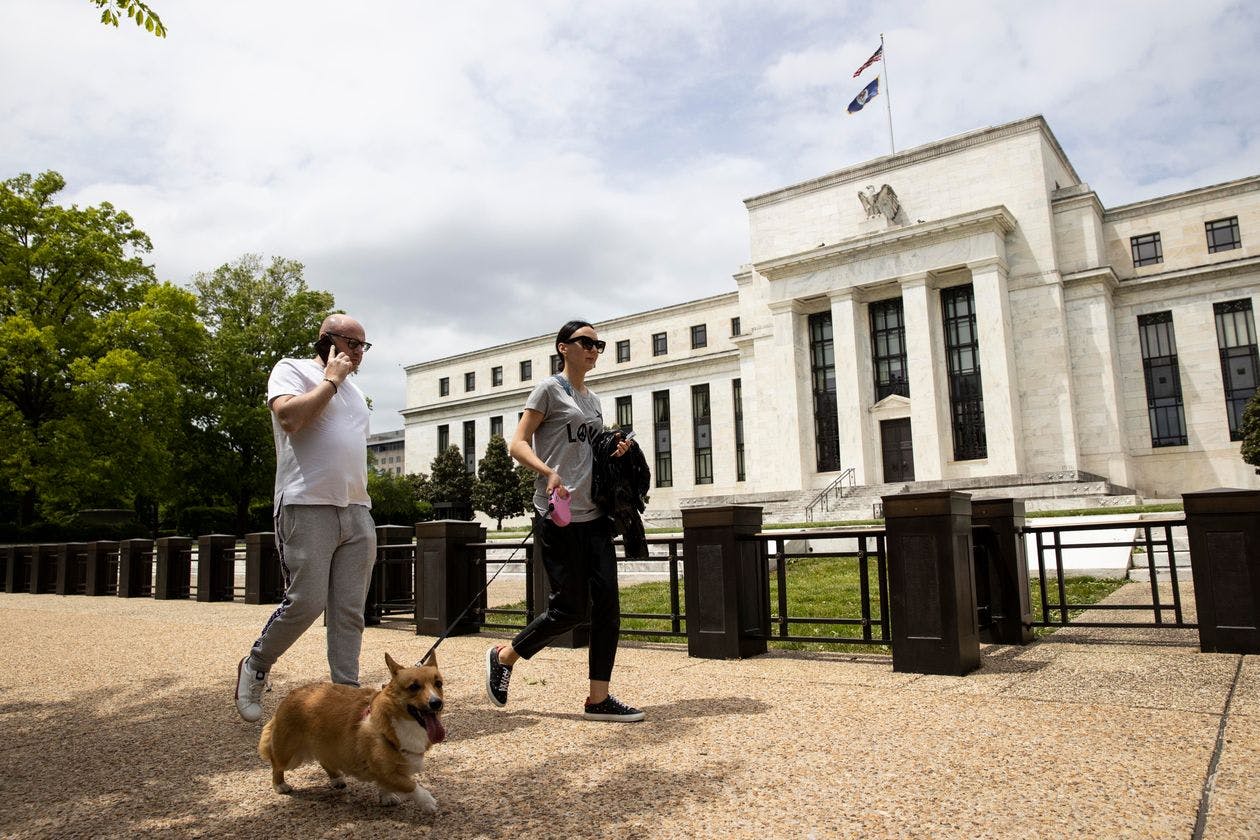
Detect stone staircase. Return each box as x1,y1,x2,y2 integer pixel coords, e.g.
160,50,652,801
665,470,1143,527
1125,516,1192,582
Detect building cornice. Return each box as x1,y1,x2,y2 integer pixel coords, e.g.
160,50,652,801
1103,174,1260,223
753,206,1017,282
743,115,1077,210
1113,254,1260,294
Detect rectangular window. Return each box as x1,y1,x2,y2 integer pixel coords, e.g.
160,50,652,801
1138,311,1188,447
550,353,563,374
1214,299,1258,440
439,377,449,397
691,384,713,484
942,285,987,460
652,332,668,356
464,371,475,392
653,390,672,487
690,324,707,349
437,424,449,453
490,415,503,439
491,366,503,387
1206,216,1241,254
870,297,909,401
519,360,532,381
731,316,741,337
462,420,476,472
1130,232,1163,267
615,395,633,432
733,378,745,481
808,312,841,471
616,339,630,363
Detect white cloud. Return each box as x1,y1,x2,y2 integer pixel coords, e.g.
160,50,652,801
3,0,1258,433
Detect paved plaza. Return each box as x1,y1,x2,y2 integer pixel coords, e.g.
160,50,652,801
1,586,1257,838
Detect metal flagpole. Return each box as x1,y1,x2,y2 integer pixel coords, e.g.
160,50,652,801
881,33,896,154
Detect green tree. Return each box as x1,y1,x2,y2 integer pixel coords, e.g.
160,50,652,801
0,171,202,525
472,434,526,529
427,445,474,518
1241,390,1260,474
367,470,430,526
90,0,167,38
189,254,334,534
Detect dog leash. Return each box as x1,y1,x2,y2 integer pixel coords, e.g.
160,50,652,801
413,503,552,666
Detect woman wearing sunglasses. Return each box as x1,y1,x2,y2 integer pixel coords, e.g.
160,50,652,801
487,320,644,722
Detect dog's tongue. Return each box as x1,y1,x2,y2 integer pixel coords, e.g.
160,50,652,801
425,714,446,744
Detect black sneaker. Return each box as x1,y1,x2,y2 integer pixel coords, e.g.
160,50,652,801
582,695,645,722
485,646,512,707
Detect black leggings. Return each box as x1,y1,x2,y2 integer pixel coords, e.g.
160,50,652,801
510,516,620,682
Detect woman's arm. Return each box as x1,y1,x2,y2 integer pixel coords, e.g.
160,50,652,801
509,408,567,497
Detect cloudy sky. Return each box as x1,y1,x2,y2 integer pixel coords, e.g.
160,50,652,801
3,1,1258,432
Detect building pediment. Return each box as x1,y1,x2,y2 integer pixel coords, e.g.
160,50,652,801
869,394,911,418
753,205,1016,282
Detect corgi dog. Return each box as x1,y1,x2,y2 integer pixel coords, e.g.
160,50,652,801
258,652,446,812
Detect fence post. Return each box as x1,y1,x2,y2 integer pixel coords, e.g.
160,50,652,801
118,539,154,598
1184,489,1260,654
883,491,980,676
244,532,283,604
681,505,769,659
56,542,89,595
971,498,1033,645
32,545,59,594
7,545,33,593
414,520,485,640
197,534,237,602
0,546,8,593
154,536,193,599
85,541,119,596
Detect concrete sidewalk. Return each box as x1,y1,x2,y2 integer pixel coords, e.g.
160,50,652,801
0,587,1256,839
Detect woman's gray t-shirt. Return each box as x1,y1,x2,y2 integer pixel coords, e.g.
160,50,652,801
525,375,604,523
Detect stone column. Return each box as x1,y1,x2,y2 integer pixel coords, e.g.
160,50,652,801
970,258,1024,474
1184,489,1260,654
682,505,769,659
762,299,809,490
85,541,119,596
900,273,945,479
117,539,154,598
830,289,872,483
415,520,485,639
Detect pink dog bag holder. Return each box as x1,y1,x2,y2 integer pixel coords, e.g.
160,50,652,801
548,489,571,527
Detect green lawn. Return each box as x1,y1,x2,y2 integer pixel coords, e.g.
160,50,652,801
486,555,1128,652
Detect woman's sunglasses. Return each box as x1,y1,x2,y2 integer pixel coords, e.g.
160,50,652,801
563,336,606,353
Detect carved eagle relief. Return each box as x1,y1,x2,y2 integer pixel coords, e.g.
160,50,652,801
858,184,902,223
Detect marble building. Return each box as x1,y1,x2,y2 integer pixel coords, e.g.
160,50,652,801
402,115,1259,521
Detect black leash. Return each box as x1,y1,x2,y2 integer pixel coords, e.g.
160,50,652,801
414,506,550,666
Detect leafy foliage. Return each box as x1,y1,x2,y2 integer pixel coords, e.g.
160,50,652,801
188,254,334,534
1242,390,1260,472
90,0,166,38
472,435,527,529
427,445,474,515
368,470,431,526
0,171,203,525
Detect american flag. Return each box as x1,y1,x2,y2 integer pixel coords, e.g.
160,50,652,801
852,45,883,78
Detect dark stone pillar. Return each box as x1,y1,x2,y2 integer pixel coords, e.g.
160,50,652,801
56,542,89,595
6,545,33,593
368,525,415,624
154,536,193,599
682,505,769,660
32,545,59,594
244,532,283,604
414,520,485,639
85,541,120,596
971,498,1034,645
883,491,980,676
117,539,154,598
1184,489,1260,654
197,534,238,602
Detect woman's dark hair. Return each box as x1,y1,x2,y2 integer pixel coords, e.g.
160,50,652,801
554,320,593,371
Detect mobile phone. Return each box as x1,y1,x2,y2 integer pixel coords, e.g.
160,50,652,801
623,430,636,441
315,334,333,363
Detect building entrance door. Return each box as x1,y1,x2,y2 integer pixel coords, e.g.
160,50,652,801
880,418,915,482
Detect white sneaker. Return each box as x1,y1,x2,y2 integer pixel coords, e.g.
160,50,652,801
234,657,267,722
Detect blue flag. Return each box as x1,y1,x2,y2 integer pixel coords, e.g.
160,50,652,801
846,76,879,114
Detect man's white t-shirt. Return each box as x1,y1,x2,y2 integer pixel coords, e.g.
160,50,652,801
267,358,372,512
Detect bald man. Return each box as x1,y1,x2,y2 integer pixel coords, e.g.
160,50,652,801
234,314,377,723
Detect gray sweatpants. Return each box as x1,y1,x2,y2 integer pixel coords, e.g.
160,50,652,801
248,504,377,686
